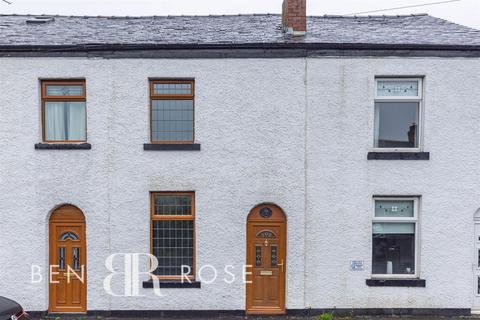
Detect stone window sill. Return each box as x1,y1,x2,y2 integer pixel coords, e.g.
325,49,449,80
142,280,201,289
143,143,201,151
366,278,426,287
367,152,429,160
35,143,92,150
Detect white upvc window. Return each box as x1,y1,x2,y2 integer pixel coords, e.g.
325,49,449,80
372,197,419,278
373,78,423,151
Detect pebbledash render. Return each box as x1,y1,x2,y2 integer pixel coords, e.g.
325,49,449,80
1,0,480,317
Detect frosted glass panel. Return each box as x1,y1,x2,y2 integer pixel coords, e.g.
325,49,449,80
153,194,192,216
375,200,414,217
58,247,65,270
271,246,278,267
373,223,415,234
377,80,419,96
73,248,80,270
154,83,192,95
46,85,83,96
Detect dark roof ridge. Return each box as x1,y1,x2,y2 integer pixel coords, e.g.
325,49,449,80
319,13,428,18
0,13,280,18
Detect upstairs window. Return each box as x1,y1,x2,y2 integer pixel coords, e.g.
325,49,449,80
374,78,423,149
41,80,87,142
150,80,194,143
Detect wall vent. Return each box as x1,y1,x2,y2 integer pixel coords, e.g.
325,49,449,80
26,16,55,24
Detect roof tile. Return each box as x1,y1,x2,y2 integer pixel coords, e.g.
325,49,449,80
0,13,478,46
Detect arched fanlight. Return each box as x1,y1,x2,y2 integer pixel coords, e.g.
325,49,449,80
59,232,79,241
256,230,276,238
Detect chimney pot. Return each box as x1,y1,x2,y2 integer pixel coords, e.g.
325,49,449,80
282,0,306,36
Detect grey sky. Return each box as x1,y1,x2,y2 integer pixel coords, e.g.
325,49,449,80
1,0,479,30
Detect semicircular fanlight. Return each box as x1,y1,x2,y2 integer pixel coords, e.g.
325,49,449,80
256,230,276,238
59,231,79,241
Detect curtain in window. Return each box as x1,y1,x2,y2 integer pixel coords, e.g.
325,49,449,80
45,102,86,141
45,102,66,140
67,102,86,140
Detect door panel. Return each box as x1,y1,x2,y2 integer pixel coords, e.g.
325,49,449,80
49,206,86,313
246,205,286,315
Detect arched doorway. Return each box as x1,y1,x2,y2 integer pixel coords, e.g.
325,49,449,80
246,204,286,315
473,209,480,314
49,205,87,313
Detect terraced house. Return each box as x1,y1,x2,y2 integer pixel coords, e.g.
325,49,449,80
1,0,480,316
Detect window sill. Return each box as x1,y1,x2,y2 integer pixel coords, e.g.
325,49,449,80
366,278,426,287
142,280,201,289
143,143,201,151
35,143,92,150
367,152,429,160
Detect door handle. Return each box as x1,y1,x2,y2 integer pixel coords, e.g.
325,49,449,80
278,260,284,272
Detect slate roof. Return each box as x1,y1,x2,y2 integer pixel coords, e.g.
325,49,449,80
0,13,479,48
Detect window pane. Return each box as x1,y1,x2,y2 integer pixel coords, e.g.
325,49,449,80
73,247,80,270
58,247,65,270
152,220,194,276
255,246,262,267
151,100,194,142
373,222,414,234
374,102,418,148
153,82,192,95
377,80,419,97
151,100,193,142
46,84,83,96
375,200,414,218
45,101,86,141
271,245,278,267
45,102,66,140
154,194,192,216
372,223,415,274
67,102,87,140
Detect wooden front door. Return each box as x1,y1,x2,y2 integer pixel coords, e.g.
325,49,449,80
49,205,87,313
246,204,286,315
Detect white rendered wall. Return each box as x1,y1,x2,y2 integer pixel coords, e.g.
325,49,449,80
0,56,479,312
0,58,306,312
305,57,480,309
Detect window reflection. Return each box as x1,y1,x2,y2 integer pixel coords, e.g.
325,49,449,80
374,102,419,148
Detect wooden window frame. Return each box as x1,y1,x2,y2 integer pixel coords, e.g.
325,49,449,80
150,191,196,281
149,79,195,144
41,79,87,143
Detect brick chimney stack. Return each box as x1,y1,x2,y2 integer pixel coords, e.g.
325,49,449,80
282,0,306,36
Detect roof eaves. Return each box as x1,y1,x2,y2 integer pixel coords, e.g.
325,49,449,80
1,42,480,52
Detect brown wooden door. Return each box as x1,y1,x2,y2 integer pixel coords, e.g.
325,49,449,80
246,204,286,315
49,205,87,313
